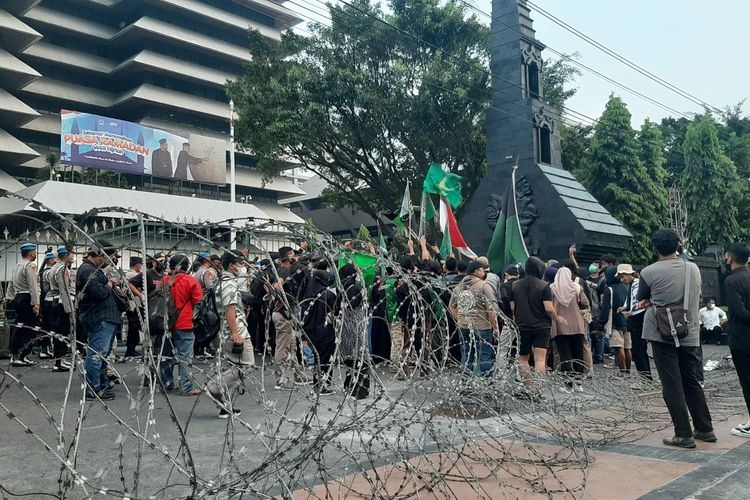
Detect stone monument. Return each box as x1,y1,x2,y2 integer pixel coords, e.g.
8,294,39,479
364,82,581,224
460,0,631,264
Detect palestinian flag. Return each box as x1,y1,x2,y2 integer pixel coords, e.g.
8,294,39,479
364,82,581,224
439,197,477,259
487,176,528,272
423,163,463,209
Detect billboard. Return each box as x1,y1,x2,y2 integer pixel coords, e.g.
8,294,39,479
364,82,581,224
60,110,227,186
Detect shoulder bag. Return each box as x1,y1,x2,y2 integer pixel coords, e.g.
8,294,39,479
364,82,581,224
655,261,691,347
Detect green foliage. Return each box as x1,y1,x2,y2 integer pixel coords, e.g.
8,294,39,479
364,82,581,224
657,116,692,179
681,115,741,252
542,53,582,110
578,96,668,263
560,123,592,172
227,0,490,217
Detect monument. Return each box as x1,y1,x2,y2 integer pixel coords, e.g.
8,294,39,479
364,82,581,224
460,0,631,264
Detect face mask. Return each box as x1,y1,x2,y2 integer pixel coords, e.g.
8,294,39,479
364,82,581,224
588,264,598,274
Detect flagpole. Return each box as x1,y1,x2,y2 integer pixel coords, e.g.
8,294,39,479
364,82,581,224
406,179,413,240
418,190,426,238
511,160,529,257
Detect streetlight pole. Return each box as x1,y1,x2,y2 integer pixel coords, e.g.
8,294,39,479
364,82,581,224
229,100,237,250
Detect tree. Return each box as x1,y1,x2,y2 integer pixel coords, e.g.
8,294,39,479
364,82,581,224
542,53,582,111
228,0,490,218
560,123,592,173
658,116,692,179
638,119,669,191
682,115,741,252
578,96,668,262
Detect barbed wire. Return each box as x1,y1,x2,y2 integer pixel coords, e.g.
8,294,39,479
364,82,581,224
0,194,744,499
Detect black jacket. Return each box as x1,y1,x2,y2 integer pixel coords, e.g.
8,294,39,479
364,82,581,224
725,267,750,353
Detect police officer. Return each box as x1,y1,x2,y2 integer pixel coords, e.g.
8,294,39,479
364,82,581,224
48,246,75,372
39,251,57,360
9,242,40,367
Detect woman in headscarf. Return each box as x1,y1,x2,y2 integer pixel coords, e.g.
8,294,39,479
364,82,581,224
551,266,590,392
300,259,336,394
337,263,370,399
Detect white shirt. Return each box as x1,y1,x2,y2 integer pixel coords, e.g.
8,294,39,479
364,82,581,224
699,306,726,329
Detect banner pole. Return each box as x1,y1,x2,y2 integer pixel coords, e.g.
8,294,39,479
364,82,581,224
229,99,237,250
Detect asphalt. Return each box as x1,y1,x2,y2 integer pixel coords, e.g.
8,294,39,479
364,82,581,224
0,343,748,499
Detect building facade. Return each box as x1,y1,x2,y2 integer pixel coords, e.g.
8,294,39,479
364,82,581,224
0,0,304,203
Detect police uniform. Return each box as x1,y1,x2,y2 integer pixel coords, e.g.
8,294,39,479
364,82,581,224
39,252,56,358
9,243,40,364
47,247,75,369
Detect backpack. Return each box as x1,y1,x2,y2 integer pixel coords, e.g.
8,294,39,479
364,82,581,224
193,286,221,345
165,275,185,332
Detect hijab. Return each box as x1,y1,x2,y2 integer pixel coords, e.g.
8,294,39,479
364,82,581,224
338,263,363,308
551,266,577,307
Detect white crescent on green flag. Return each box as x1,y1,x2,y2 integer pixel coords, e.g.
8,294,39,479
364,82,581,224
393,179,412,229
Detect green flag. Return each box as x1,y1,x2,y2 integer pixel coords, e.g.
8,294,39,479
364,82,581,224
423,193,437,222
487,178,528,272
439,223,452,257
338,250,379,288
399,179,412,219
422,162,462,209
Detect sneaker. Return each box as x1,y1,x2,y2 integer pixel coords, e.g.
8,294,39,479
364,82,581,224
693,431,717,443
86,389,115,401
318,386,334,396
294,375,312,386
52,363,70,373
603,363,618,369
574,384,584,393
662,436,696,449
38,350,53,359
10,357,33,367
204,351,215,360
218,408,241,419
560,385,573,394
731,422,750,438
274,382,294,391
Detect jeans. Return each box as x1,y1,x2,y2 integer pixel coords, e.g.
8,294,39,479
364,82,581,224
651,342,713,438
590,331,605,364
160,329,195,393
459,329,494,375
85,321,118,393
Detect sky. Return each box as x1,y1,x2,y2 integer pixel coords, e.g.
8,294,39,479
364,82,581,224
472,0,750,127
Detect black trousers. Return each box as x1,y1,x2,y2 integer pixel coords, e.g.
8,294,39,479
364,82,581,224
308,333,336,387
651,342,713,438
731,346,750,417
10,294,37,358
701,326,723,344
125,310,142,356
554,334,584,380
42,301,69,359
628,315,652,379
344,358,370,398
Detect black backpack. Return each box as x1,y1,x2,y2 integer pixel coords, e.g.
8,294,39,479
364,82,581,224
193,286,221,345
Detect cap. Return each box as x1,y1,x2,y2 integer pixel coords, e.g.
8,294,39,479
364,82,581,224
503,264,520,276
476,256,490,268
57,246,72,257
182,142,190,147
44,252,55,261
547,259,560,269
153,251,167,262
466,260,489,275
616,263,636,277
159,138,167,144
20,242,36,252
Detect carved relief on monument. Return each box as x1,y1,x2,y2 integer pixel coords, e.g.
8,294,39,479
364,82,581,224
521,45,543,66
484,175,540,255
533,108,555,132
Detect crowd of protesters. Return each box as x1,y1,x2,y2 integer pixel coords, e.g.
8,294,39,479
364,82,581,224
6,229,750,443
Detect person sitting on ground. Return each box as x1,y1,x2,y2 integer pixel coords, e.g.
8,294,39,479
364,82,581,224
699,299,727,345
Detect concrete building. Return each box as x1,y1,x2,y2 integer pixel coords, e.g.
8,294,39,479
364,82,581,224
0,0,309,260
0,0,304,200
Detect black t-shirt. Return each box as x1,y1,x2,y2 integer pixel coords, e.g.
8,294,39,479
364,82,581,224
510,276,553,331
